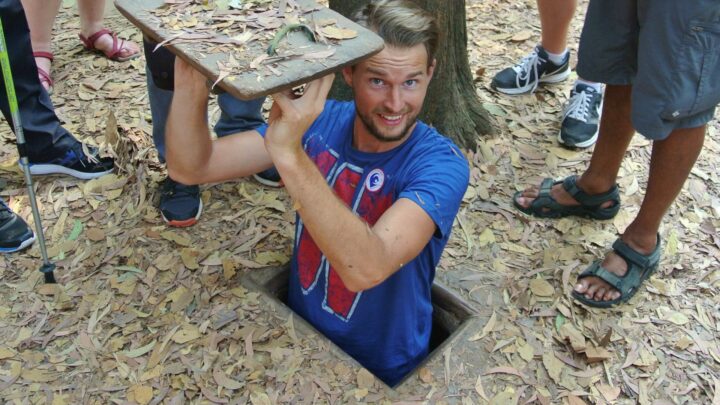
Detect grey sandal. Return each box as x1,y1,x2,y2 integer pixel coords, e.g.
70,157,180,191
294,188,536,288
513,175,620,219
573,235,662,308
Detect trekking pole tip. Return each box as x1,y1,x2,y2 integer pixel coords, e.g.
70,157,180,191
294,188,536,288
40,263,57,284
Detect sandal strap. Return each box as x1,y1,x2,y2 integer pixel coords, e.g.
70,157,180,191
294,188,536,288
562,176,619,207
612,234,662,269
529,178,561,209
578,262,626,292
79,28,113,49
36,66,53,87
33,51,54,61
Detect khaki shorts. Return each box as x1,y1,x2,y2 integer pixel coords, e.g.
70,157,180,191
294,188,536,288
577,0,720,140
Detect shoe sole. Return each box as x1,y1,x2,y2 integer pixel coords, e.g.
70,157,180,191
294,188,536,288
253,173,283,188
162,199,203,228
25,163,113,180
0,233,36,253
494,69,572,95
557,128,599,149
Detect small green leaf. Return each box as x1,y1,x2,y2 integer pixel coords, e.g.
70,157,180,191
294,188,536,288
68,220,83,241
554,314,566,333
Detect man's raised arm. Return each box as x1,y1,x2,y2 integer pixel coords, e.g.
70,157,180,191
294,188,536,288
166,58,272,185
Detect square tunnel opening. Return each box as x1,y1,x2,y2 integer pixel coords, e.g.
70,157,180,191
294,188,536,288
243,266,480,388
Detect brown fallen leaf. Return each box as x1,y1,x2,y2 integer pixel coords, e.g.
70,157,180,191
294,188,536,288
213,368,244,390
483,366,530,384
357,368,375,389
596,383,621,402
86,228,106,242
320,26,358,40
585,344,612,363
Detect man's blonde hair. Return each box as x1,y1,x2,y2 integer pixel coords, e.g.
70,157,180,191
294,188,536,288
353,0,440,66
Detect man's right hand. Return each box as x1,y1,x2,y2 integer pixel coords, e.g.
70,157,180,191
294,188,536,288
264,74,334,165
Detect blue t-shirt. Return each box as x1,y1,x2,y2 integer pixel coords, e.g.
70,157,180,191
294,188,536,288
257,100,469,386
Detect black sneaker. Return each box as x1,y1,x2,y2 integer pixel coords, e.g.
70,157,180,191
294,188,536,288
558,84,603,148
159,177,202,227
0,198,35,253
27,142,114,179
492,45,571,95
253,167,282,188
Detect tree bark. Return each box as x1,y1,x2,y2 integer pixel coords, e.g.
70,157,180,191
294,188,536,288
328,0,494,149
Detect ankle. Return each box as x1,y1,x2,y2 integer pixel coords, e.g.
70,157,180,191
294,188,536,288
620,227,659,253
576,173,615,195
80,24,104,39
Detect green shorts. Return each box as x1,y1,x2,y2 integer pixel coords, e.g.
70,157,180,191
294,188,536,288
577,0,720,140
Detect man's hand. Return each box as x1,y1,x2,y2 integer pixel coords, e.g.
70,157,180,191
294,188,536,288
264,74,334,164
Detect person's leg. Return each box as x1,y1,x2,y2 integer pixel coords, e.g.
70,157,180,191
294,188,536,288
214,94,265,137
1,0,75,158
1,0,114,178
575,125,706,301
537,0,576,55
146,66,173,162
539,0,605,149
144,39,201,226
515,84,633,209
19,0,61,91
491,0,576,95
77,0,139,60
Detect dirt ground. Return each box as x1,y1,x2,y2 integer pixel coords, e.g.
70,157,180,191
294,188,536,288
1,0,719,404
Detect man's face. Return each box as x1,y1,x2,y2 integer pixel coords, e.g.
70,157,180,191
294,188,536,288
343,44,435,144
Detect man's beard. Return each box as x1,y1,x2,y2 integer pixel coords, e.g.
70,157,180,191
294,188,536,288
356,108,418,143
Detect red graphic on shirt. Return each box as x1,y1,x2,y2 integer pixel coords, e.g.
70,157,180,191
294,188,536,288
296,149,394,320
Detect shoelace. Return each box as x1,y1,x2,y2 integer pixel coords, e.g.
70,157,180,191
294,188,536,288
511,49,544,92
73,143,100,168
564,88,596,123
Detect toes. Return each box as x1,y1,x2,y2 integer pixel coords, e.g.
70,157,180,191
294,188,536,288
594,287,606,301
574,279,589,294
584,283,600,300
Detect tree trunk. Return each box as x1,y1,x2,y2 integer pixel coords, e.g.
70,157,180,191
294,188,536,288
328,0,494,149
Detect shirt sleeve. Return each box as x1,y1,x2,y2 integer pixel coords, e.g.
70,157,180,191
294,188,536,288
398,140,469,239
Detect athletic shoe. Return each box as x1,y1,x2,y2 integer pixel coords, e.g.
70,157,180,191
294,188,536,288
159,177,202,227
27,142,114,179
558,83,603,148
253,167,282,188
491,45,571,95
0,198,35,253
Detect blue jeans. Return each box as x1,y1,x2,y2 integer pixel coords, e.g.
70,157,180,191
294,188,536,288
146,66,266,162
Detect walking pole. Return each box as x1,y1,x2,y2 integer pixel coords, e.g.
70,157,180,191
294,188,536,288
0,18,56,283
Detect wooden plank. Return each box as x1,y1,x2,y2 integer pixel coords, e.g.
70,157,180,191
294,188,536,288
114,0,384,100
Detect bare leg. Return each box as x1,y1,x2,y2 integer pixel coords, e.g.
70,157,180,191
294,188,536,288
77,0,139,59
515,84,634,209
20,0,61,90
576,125,706,301
537,0,577,54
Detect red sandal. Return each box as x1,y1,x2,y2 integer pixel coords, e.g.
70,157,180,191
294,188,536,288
78,28,140,62
33,51,54,93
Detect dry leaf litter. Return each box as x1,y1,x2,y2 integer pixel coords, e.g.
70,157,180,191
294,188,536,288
0,0,719,403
